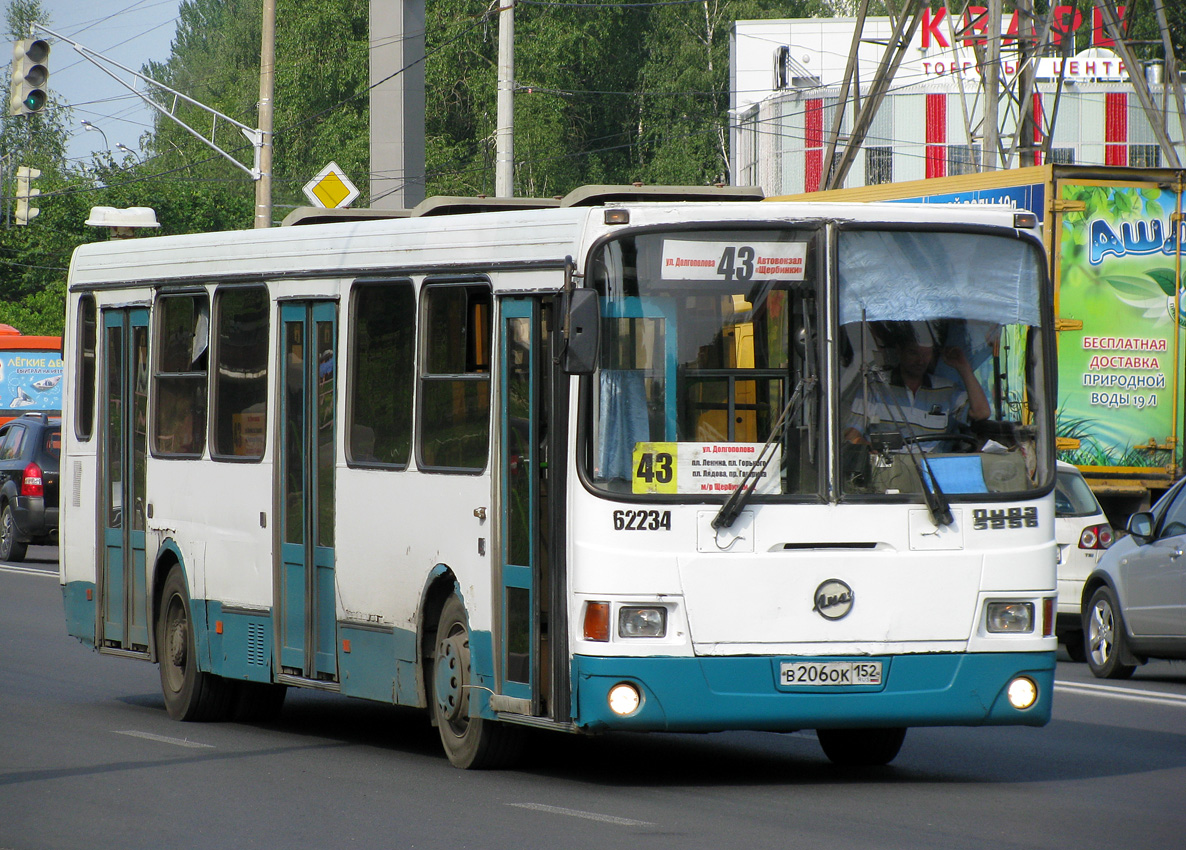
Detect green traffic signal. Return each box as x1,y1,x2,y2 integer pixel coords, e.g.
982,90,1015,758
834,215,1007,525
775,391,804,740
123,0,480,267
21,89,45,112
9,38,50,117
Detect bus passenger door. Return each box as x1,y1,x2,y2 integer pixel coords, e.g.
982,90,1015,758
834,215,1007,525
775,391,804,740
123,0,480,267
277,301,338,683
498,297,552,714
100,308,150,654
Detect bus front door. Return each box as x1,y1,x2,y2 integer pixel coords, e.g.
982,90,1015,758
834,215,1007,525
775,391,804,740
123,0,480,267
277,301,338,683
497,297,559,717
100,308,150,655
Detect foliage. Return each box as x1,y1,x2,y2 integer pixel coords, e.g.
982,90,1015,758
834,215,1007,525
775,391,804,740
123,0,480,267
426,0,830,195
635,0,830,186
143,0,369,210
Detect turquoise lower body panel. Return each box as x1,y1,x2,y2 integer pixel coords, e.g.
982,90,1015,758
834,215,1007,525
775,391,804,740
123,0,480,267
203,602,273,683
337,623,420,704
62,581,97,647
572,652,1056,733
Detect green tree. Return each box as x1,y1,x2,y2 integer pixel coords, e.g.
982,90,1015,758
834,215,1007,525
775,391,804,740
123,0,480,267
144,0,370,215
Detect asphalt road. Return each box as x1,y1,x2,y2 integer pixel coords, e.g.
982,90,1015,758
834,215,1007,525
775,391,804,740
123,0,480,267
3,552,1185,850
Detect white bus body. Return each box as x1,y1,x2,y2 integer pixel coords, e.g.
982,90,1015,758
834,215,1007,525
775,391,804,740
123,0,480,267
61,190,1057,767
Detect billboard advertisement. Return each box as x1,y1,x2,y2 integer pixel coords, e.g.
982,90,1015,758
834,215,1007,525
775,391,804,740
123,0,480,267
1055,180,1185,470
0,348,63,415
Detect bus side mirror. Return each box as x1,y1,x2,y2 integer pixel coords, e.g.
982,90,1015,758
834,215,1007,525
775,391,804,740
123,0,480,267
562,288,600,375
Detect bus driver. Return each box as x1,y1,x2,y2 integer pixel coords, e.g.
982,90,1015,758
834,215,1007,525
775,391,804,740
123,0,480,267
845,322,990,450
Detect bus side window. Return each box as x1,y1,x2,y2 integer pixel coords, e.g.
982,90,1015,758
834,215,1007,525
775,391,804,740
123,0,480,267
349,280,415,466
212,286,269,460
419,281,492,472
76,295,97,441
154,293,210,457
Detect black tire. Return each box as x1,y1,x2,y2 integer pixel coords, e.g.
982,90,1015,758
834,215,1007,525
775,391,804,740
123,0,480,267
431,594,523,769
1084,586,1137,680
1063,630,1086,663
817,727,907,767
157,567,238,721
0,503,28,562
235,681,288,723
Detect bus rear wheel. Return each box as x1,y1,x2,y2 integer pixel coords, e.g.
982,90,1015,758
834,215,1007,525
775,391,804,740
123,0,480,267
817,727,907,767
431,594,523,769
157,566,237,721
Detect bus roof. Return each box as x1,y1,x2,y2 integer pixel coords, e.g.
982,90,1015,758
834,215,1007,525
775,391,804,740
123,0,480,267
67,194,1034,291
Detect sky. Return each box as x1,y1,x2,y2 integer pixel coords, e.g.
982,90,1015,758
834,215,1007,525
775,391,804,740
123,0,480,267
34,0,184,165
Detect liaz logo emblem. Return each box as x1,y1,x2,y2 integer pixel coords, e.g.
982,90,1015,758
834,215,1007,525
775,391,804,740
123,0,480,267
813,579,854,620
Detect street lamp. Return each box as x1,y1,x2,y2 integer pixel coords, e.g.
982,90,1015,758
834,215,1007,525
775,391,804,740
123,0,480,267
116,143,143,163
81,119,109,151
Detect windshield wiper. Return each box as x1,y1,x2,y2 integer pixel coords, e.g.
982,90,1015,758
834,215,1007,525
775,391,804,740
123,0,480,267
861,368,954,527
712,373,817,531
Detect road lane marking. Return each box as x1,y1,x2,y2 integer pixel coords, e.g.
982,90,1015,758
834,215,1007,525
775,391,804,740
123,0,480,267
508,803,654,827
1055,681,1186,708
0,564,57,577
115,730,214,749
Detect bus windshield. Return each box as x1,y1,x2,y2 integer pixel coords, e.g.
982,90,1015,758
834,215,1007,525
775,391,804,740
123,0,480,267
837,228,1050,499
585,225,1051,502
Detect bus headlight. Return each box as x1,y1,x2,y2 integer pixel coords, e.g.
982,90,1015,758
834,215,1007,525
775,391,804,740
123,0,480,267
1007,676,1038,710
608,682,642,716
618,606,667,638
986,602,1034,633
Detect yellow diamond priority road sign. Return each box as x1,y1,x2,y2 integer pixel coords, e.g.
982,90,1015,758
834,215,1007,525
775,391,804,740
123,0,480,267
303,162,360,209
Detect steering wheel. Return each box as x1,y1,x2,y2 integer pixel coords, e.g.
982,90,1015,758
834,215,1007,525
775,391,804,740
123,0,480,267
902,432,981,450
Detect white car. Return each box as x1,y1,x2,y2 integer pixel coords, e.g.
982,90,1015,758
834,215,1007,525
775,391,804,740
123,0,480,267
1054,462,1113,661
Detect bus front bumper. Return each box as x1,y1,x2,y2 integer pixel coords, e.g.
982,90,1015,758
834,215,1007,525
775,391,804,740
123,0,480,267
571,651,1055,733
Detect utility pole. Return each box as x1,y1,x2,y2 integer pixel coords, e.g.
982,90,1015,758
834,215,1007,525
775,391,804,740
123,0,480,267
370,0,426,208
982,0,1002,170
1016,0,1036,167
256,0,275,228
495,0,515,197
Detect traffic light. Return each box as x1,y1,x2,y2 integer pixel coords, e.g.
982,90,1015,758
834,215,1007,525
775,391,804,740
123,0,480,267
15,166,40,225
9,38,49,116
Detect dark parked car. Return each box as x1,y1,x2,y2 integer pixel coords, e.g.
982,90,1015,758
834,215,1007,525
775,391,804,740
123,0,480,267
1082,476,1186,678
0,413,60,561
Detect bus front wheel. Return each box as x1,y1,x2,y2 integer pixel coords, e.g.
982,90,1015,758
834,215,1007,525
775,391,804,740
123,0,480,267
431,594,522,769
157,566,237,721
817,727,907,767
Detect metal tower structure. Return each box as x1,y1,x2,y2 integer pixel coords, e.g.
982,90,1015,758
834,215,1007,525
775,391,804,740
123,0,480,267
821,0,1186,190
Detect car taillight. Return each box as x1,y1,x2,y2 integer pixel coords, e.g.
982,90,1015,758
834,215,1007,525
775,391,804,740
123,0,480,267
1079,524,1113,550
21,462,43,497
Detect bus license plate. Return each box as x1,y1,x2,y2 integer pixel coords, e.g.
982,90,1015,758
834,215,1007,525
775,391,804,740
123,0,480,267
779,661,883,687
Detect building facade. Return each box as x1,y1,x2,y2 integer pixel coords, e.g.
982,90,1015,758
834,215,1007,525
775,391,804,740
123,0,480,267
730,13,1184,195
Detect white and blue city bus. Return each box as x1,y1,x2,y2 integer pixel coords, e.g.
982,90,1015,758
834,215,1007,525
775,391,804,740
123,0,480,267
60,186,1056,768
